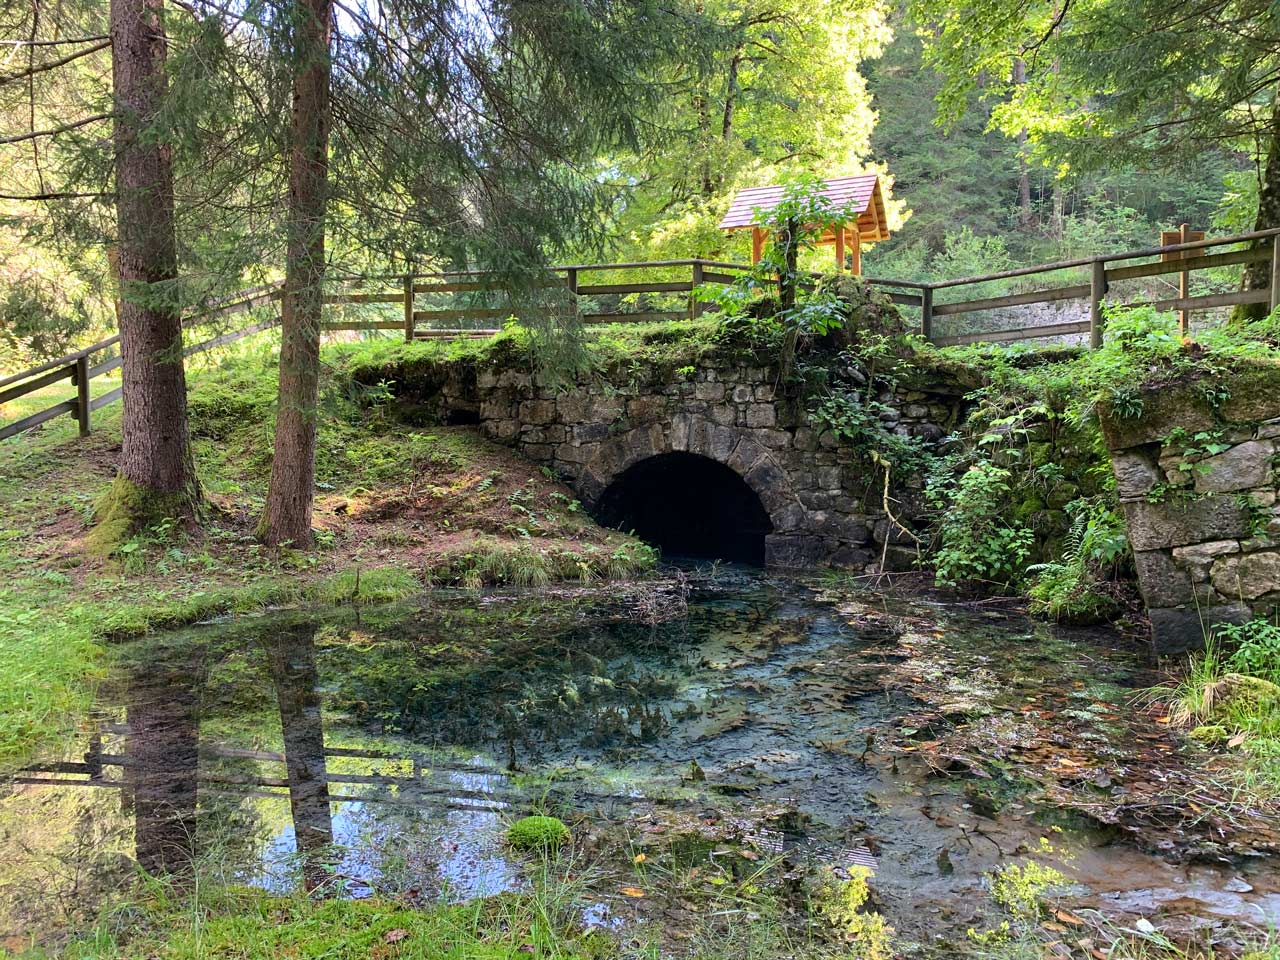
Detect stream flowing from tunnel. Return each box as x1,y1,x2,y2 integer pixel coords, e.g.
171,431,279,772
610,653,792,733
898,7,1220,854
4,569,1279,954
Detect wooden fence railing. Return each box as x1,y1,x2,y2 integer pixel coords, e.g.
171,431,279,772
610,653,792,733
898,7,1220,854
323,258,753,339
0,285,281,441
3,230,1279,441
904,227,1280,348
0,260,752,440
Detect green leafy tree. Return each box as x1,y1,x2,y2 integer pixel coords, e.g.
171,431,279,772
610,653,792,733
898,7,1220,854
607,0,895,262
908,0,1280,312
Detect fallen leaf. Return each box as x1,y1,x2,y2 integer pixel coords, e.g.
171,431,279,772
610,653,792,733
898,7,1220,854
1228,732,1247,748
383,929,409,944
619,886,645,898
633,853,647,863
1055,910,1084,926
1042,922,1068,933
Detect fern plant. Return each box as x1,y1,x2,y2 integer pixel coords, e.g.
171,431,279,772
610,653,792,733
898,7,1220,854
1028,498,1129,622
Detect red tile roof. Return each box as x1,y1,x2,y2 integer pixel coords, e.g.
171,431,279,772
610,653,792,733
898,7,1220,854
718,174,888,241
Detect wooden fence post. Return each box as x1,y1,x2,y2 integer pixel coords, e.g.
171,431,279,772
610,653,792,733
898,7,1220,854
920,286,933,341
1177,222,1190,334
74,356,91,436
565,268,579,321
1089,258,1107,349
402,273,414,341
690,261,704,319
1270,238,1280,314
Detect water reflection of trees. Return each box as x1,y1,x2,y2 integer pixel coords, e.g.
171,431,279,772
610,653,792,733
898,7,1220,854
264,623,334,889
15,587,782,893
18,622,336,889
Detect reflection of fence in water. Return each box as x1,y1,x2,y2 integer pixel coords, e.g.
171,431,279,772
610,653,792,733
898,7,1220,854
15,728,516,813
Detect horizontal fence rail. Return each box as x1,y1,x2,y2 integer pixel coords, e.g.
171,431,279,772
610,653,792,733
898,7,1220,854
921,227,1280,348
4,229,1279,441
325,259,756,341
0,286,283,441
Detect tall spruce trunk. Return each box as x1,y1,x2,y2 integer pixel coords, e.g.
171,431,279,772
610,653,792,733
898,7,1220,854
259,0,332,547
99,0,199,543
1235,91,1280,322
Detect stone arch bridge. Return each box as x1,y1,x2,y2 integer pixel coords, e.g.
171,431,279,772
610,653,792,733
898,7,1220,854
390,356,965,569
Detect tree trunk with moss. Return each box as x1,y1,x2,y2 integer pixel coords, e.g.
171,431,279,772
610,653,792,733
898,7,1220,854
95,0,199,550
259,0,332,548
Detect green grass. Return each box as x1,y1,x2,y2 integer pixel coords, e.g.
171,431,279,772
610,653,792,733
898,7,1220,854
1157,633,1280,802
45,866,615,960
428,536,656,588
327,316,764,391
0,588,104,773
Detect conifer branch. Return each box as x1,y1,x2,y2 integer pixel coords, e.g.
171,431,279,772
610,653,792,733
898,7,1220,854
0,37,110,85
0,112,111,144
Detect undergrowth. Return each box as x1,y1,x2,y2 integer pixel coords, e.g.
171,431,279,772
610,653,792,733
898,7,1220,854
1162,625,1280,800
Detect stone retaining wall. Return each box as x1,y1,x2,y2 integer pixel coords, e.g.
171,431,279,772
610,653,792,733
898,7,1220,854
1102,369,1280,653
395,356,962,569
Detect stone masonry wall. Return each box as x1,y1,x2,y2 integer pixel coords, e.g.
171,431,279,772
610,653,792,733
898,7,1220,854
399,357,963,570
1102,370,1280,654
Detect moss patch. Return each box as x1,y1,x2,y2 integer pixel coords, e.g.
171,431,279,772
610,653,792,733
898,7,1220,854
506,815,571,852
84,472,200,557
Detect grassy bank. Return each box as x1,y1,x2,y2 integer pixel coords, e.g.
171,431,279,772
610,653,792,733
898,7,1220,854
0,342,655,772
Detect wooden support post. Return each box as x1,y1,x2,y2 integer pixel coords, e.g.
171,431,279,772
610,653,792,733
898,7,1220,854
849,233,862,276
690,261,704,318
834,226,846,274
751,227,765,264
1270,238,1280,314
1090,258,1107,349
402,274,414,341
565,267,579,321
74,356,90,436
920,286,933,341
1177,222,1190,335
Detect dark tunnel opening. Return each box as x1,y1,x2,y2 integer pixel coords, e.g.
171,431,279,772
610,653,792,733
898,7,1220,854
591,452,773,565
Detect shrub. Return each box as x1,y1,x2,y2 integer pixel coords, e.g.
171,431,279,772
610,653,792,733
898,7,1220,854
811,865,895,960
1028,499,1129,623
930,462,1034,589
1220,619,1280,685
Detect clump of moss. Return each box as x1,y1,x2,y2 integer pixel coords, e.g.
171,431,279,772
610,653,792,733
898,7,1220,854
506,815,570,853
1200,674,1280,719
1188,724,1231,743
85,473,200,557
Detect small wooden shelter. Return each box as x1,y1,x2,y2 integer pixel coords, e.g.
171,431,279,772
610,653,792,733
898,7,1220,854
718,174,891,275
